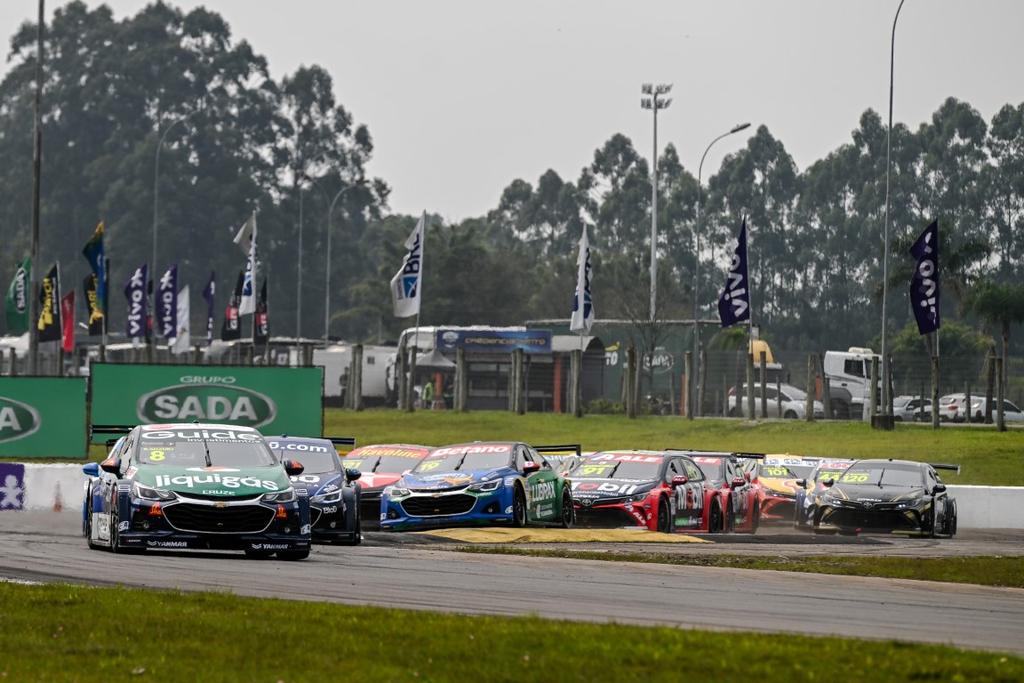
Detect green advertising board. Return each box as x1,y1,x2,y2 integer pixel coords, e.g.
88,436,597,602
0,377,88,457
90,364,323,443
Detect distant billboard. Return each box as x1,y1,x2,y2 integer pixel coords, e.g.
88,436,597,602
435,329,552,355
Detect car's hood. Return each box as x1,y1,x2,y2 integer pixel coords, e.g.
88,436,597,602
355,472,402,492
289,472,343,497
570,478,656,502
826,484,926,504
759,477,800,497
401,467,509,490
133,464,289,497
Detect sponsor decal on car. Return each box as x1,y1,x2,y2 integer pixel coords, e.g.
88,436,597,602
0,396,41,444
146,540,188,548
153,473,280,491
136,382,277,427
431,444,511,457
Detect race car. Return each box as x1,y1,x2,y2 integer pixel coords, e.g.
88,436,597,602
793,458,854,529
567,450,718,533
83,423,311,559
749,454,823,523
266,435,362,545
379,441,575,531
341,444,432,524
809,459,958,536
678,451,761,533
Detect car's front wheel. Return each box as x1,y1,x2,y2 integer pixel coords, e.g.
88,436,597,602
784,410,798,419
657,497,673,533
708,501,723,533
512,486,527,527
559,489,574,529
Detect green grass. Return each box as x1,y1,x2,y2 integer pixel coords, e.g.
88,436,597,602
0,582,1020,682
454,547,1024,589
325,409,1024,485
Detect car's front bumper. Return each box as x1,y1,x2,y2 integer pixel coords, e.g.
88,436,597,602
759,493,796,522
816,503,928,534
380,487,511,531
309,502,357,543
573,501,648,528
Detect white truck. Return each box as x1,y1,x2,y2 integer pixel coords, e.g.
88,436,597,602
313,344,395,406
822,347,881,420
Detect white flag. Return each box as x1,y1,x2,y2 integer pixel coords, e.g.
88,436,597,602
232,213,255,255
172,286,190,355
238,211,258,315
390,213,425,318
569,226,595,334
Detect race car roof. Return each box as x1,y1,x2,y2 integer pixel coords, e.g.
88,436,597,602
140,423,260,433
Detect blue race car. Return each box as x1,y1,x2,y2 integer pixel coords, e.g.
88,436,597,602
380,441,577,531
266,435,363,545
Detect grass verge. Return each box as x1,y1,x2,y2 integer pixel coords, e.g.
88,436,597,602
8,409,1024,485
0,582,1020,682
454,546,1024,589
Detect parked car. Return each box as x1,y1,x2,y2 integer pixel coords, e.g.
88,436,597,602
939,394,1024,423
728,383,824,419
893,395,932,421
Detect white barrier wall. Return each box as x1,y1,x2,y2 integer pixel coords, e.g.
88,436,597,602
2,466,1023,529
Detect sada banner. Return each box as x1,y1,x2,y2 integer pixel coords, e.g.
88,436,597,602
0,377,88,458
90,364,323,443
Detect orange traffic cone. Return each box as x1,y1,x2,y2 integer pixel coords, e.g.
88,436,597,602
52,482,63,513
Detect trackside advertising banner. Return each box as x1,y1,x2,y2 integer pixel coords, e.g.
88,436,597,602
89,364,323,444
0,377,88,458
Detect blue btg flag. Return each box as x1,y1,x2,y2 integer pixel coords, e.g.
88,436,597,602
718,220,751,328
909,220,940,335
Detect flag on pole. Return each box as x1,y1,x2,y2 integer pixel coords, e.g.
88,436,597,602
82,274,104,335
569,226,595,334
390,213,425,318
221,270,243,341
237,212,258,316
124,264,148,340
37,263,62,343
60,291,75,354
254,278,269,345
232,213,255,255
4,258,30,335
201,271,215,342
172,286,190,355
718,220,751,328
157,265,178,340
909,220,940,336
81,221,106,310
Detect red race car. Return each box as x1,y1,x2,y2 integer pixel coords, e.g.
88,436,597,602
672,451,761,533
567,450,730,533
342,444,432,525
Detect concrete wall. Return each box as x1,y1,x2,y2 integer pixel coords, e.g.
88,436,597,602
2,465,1022,529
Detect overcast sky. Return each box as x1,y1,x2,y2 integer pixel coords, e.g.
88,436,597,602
2,1,1023,221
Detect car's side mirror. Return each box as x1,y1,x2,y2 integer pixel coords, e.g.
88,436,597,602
822,478,835,488
933,483,946,494
795,479,807,488
731,477,746,488
82,462,100,477
671,475,688,487
522,461,541,475
99,457,120,475
345,468,362,482
283,459,304,476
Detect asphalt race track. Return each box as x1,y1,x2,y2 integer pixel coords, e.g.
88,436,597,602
3,513,1024,655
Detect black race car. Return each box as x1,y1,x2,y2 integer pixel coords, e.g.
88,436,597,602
266,436,363,545
808,458,958,537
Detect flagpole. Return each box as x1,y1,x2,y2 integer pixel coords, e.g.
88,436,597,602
251,209,258,362
101,257,109,362
407,211,426,413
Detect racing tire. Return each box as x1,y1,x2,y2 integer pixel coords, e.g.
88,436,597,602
512,486,528,527
708,501,723,533
949,502,958,537
783,410,798,420
277,549,310,561
724,502,735,533
657,497,673,533
559,489,574,529
337,488,362,546
109,505,144,555
929,505,940,539
750,501,761,535
84,492,102,550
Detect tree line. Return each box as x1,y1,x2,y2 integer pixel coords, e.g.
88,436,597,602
1,2,1022,360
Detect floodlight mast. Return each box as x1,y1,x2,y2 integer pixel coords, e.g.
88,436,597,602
641,82,672,322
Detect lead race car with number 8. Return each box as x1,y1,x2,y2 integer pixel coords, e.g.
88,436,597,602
83,423,311,559
380,441,576,531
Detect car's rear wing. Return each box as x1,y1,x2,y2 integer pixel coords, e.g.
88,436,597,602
91,425,133,438
325,436,357,447
664,448,765,460
931,463,961,474
533,444,582,456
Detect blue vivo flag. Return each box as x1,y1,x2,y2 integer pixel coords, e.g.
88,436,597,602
124,264,148,339
202,271,216,342
718,220,751,328
909,220,940,335
157,265,178,339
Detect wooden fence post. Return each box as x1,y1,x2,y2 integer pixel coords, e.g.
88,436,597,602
931,355,940,429
805,355,815,422
684,351,693,420
758,351,767,418
996,357,1006,432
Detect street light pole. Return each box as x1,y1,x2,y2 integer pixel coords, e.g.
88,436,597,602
28,0,44,375
324,183,357,345
641,83,672,322
880,0,907,418
152,115,189,358
692,122,750,418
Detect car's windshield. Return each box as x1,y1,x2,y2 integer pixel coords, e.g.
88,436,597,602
783,386,807,400
136,428,275,467
569,453,662,480
265,439,338,474
414,445,511,473
838,465,923,488
814,463,853,483
345,446,429,474
694,457,725,480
